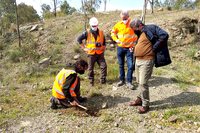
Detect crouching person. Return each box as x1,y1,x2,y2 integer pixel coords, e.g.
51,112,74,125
50,59,88,109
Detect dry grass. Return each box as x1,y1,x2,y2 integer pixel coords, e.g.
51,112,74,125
0,8,200,131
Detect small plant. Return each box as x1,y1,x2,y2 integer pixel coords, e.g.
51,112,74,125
186,46,198,59
10,50,22,62
163,109,179,119
73,44,81,53
90,91,103,97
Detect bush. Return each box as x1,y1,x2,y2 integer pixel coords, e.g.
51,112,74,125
166,5,172,11
10,50,22,62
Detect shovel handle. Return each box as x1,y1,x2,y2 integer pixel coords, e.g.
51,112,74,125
77,104,88,110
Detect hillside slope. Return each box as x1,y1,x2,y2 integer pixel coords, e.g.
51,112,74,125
0,9,200,132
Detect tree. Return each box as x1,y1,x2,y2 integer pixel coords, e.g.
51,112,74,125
17,3,40,25
154,0,161,8
81,0,101,30
141,0,147,24
81,0,101,14
103,0,110,12
148,0,154,13
14,0,20,47
41,3,51,17
60,0,76,15
52,0,63,18
0,0,15,28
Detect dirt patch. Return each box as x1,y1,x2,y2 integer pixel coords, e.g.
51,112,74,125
58,106,101,117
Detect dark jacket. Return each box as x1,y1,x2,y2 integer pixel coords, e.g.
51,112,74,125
141,25,171,67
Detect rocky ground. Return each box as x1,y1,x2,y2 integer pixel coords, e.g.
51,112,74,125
4,74,200,133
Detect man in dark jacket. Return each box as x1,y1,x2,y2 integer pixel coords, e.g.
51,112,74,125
129,18,171,113
50,59,88,109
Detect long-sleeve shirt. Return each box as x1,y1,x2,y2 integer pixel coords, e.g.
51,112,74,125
62,63,77,102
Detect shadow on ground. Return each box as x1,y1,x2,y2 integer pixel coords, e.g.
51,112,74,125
150,92,200,111
57,95,130,117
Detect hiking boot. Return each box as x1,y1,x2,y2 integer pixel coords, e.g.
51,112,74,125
137,106,149,114
101,81,106,85
50,97,58,109
77,97,87,103
90,82,94,86
126,82,135,90
117,80,125,87
129,97,142,106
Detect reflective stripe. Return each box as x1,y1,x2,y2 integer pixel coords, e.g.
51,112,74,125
69,77,78,96
56,70,75,86
87,48,103,51
70,92,75,96
53,85,65,96
111,33,115,36
86,41,103,45
118,35,137,38
120,42,135,45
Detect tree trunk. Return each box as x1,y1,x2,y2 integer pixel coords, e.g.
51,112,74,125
8,0,11,13
104,0,106,12
149,0,154,14
14,0,21,47
0,10,3,36
198,15,200,34
141,0,146,24
54,0,56,18
81,0,87,30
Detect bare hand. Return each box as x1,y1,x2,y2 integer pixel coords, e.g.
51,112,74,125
70,100,79,106
116,39,121,44
129,47,134,52
84,48,89,52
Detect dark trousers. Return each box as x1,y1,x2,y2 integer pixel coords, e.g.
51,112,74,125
87,52,107,83
52,77,81,107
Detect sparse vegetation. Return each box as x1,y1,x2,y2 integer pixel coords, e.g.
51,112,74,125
0,8,200,132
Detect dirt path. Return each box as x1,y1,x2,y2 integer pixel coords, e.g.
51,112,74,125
4,74,200,133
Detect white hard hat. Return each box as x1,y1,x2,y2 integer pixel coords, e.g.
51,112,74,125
89,17,98,26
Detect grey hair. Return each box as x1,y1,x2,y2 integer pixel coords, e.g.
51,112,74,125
129,18,143,28
120,10,129,17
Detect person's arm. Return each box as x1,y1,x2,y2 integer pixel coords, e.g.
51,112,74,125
152,26,169,52
62,74,77,103
103,35,106,52
111,23,121,43
77,30,89,52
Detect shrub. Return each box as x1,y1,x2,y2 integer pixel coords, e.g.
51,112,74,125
10,50,22,62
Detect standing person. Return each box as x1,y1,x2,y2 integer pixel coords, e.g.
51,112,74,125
111,10,137,90
77,17,107,86
129,18,171,113
50,59,88,109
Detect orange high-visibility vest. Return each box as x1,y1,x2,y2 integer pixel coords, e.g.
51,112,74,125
52,68,78,99
111,18,137,48
86,29,104,55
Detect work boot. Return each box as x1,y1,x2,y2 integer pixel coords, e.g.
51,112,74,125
126,82,135,90
90,82,94,86
117,80,125,87
50,97,58,109
137,106,149,114
129,97,142,106
77,97,87,103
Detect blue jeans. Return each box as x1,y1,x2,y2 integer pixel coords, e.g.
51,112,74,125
117,46,134,83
